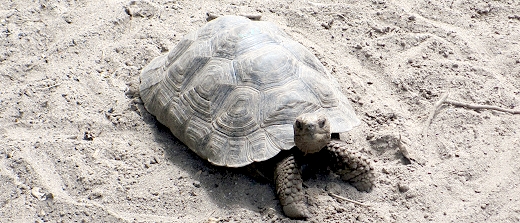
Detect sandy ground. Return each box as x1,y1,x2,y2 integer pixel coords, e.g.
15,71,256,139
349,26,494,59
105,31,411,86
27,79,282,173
1,0,520,222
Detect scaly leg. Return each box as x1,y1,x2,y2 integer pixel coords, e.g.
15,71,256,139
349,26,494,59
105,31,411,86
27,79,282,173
274,154,309,218
326,140,375,192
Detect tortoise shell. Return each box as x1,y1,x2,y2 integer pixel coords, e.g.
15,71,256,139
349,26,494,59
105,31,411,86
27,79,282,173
140,15,360,167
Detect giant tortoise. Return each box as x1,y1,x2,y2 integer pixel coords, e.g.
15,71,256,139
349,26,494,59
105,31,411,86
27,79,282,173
139,15,374,218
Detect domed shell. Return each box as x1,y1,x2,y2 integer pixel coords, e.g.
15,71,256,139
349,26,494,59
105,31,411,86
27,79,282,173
140,15,360,167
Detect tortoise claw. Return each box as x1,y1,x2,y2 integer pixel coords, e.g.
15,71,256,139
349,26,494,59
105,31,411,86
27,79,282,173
282,202,310,219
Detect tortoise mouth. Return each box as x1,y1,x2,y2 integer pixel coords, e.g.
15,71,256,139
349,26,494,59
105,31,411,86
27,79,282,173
294,132,329,140
294,132,331,154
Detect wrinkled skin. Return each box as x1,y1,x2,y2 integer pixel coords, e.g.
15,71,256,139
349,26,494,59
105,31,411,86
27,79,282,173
274,113,375,219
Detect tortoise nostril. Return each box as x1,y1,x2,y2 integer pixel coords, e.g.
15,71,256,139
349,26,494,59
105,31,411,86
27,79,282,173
306,123,315,131
318,119,326,128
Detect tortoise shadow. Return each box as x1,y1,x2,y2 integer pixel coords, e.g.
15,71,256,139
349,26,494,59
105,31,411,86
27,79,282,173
141,109,281,217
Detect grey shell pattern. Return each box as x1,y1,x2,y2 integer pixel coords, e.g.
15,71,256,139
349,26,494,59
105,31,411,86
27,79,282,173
140,16,360,167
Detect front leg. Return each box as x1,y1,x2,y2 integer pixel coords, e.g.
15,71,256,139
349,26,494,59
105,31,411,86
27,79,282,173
274,154,309,219
327,140,375,192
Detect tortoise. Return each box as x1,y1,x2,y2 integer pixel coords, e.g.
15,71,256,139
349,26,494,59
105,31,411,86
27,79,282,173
139,15,374,218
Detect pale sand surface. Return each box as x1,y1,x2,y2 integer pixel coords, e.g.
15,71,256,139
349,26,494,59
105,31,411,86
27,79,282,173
1,1,519,222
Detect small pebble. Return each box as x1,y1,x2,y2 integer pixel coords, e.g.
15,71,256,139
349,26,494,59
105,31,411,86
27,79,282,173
31,187,47,200
398,183,410,193
206,217,219,223
38,209,46,217
88,189,103,200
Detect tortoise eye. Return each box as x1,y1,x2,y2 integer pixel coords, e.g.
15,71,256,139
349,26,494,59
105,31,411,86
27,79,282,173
318,119,326,128
295,120,302,129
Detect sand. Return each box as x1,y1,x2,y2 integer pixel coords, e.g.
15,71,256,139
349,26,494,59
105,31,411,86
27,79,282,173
1,0,519,222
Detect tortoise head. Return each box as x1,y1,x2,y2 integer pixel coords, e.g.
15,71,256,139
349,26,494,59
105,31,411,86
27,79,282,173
293,113,331,154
